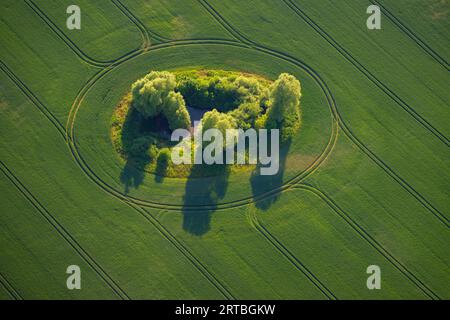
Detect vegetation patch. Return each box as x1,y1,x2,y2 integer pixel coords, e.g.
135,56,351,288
111,69,302,178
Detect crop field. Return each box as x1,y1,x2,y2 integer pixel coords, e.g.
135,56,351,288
0,0,449,300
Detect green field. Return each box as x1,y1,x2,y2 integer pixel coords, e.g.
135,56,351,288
0,0,449,300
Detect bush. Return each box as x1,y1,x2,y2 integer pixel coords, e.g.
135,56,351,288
155,148,171,175
202,109,236,135
229,101,262,130
176,71,269,112
263,73,301,142
128,136,159,160
128,137,150,158
131,71,191,130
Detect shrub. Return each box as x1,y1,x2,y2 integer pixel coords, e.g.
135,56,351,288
131,71,191,130
128,137,150,158
229,101,262,130
202,109,236,135
176,71,270,113
155,148,171,175
263,73,301,142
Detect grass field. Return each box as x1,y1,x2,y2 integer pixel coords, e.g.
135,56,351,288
0,0,449,300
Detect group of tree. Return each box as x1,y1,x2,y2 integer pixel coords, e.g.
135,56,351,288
130,70,301,144
176,71,267,112
256,73,302,142
131,71,191,130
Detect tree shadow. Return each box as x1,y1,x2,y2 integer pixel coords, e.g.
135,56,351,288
250,139,291,211
119,108,161,193
182,164,230,236
154,149,170,183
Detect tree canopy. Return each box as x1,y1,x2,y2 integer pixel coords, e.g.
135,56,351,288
131,71,191,130
261,73,302,142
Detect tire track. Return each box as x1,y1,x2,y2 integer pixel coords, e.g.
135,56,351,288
0,161,130,300
0,273,23,300
284,0,449,147
199,0,449,226
5,30,445,305
25,0,109,67
111,0,150,47
1,55,236,299
129,205,235,299
25,0,147,68
111,0,171,44
294,184,440,300
247,206,337,300
62,37,337,298
6,2,336,299
66,40,338,211
0,60,66,139
7,2,445,299
197,1,446,298
197,0,254,45
372,0,449,71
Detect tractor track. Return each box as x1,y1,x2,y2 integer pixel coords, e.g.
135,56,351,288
371,0,449,71
198,0,446,299
0,161,130,300
17,30,337,297
199,0,449,226
0,272,23,300
3,1,445,300
1,50,237,299
111,0,170,44
25,0,147,68
294,184,440,300
25,0,109,68
128,205,235,299
284,0,449,147
247,206,337,300
0,60,66,139
66,39,338,211
111,0,150,47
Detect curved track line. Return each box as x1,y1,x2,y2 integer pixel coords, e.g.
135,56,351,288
111,0,171,44
64,37,337,297
0,273,23,300
130,205,235,299
111,0,150,47
199,0,449,226
247,206,337,300
284,0,449,147
6,2,446,299
372,0,449,71
294,184,440,300
198,1,446,299
25,0,144,67
66,40,338,211
1,58,235,299
0,161,129,300
197,0,254,44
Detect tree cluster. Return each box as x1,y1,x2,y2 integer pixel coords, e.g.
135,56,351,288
131,71,191,130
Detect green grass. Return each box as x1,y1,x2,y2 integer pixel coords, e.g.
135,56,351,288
120,0,231,40
0,0,448,299
35,0,143,61
379,0,450,62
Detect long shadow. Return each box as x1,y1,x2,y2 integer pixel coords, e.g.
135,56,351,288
250,139,291,210
119,108,166,193
182,164,230,236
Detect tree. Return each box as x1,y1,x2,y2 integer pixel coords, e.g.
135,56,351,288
229,101,262,130
131,71,191,130
263,73,301,142
202,109,236,136
164,91,191,131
